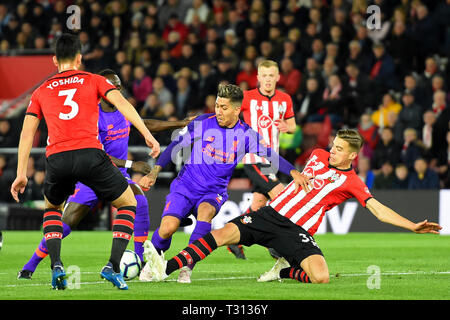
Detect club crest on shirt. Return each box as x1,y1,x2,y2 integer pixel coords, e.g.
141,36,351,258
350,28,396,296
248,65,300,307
328,172,341,183
240,215,252,225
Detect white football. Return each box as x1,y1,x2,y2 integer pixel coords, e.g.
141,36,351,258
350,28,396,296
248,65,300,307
120,249,142,280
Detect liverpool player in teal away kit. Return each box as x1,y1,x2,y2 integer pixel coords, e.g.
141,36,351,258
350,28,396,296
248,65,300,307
142,129,441,284
138,84,310,283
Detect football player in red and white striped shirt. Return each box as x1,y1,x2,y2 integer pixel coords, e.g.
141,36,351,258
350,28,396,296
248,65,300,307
228,60,297,259
144,129,441,284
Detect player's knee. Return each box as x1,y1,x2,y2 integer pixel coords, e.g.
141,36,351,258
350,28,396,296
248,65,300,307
158,222,177,238
311,273,329,284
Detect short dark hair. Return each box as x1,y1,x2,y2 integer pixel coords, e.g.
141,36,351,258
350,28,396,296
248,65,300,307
98,69,121,89
217,83,243,108
55,33,81,62
336,128,364,153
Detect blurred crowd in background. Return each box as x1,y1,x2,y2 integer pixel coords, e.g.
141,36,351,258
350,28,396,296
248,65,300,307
1,0,450,204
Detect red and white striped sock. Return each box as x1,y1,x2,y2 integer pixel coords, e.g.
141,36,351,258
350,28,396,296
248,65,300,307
280,267,312,283
109,206,135,272
166,233,218,275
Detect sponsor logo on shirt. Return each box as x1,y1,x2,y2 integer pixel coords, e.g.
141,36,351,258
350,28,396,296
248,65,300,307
258,115,273,129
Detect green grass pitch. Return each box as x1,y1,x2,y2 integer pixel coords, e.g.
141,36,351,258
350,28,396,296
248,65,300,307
0,231,449,300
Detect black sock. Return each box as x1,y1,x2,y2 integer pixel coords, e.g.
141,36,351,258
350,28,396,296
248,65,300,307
43,209,63,269
166,233,218,275
280,267,311,283
109,206,135,273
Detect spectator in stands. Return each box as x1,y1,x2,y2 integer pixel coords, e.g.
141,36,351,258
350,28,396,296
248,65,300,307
343,63,372,122
392,163,410,190
185,0,210,25
278,57,301,96
202,94,216,114
369,43,397,97
371,127,401,173
403,74,426,111
408,158,440,190
152,76,173,107
310,38,326,65
158,0,191,31
346,40,370,75
422,110,436,153
175,43,201,71
371,93,402,129
320,73,345,127
373,161,395,190
426,75,447,108
156,62,176,94
216,58,237,84
386,20,414,79
400,128,425,173
236,59,257,89
398,91,423,134
357,113,379,160
3,14,20,47
197,62,218,104
174,76,196,119
412,4,439,73
297,77,323,125
357,156,375,189
321,57,338,86
280,40,303,71
132,65,153,108
140,93,162,119
0,119,17,148
430,90,447,117
421,56,440,91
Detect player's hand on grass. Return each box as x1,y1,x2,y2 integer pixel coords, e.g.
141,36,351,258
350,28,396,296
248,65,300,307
145,136,160,158
411,220,442,234
131,161,151,175
10,175,28,202
290,170,314,193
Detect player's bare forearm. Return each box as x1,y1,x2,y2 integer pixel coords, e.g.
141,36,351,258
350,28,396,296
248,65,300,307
366,198,441,233
143,119,191,133
286,117,297,133
16,115,40,176
109,155,151,174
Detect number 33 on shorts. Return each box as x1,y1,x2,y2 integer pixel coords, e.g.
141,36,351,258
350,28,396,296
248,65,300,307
300,233,318,248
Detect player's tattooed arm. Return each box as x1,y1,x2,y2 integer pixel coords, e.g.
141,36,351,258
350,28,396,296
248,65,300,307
138,165,162,190
143,116,196,133
109,155,151,175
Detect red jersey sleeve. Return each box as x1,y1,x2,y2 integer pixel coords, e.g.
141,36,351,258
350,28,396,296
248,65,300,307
349,175,373,207
241,90,250,113
26,89,43,120
284,94,295,119
92,74,118,100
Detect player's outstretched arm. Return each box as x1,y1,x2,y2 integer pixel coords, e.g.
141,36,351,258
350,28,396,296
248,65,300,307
10,115,40,202
105,90,160,158
143,116,195,133
109,155,151,175
366,198,442,234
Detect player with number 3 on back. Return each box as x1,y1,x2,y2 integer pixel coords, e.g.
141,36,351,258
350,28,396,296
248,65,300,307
10,33,160,290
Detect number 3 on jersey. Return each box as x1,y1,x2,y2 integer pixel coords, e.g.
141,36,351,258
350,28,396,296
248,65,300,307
58,89,79,120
